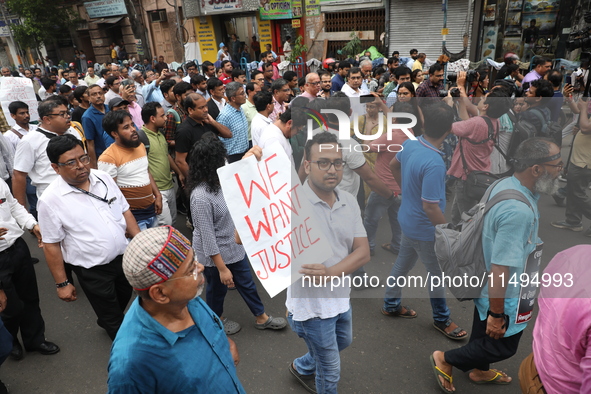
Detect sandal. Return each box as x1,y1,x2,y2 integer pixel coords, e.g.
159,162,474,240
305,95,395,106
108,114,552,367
222,318,241,335
430,354,454,393
381,243,399,255
433,320,467,341
472,369,511,385
381,306,417,319
255,315,287,330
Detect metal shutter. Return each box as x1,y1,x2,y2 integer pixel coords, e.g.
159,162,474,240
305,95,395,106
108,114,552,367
388,0,474,60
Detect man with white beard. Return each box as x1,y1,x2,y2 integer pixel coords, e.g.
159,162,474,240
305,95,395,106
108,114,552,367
108,226,244,393
430,138,561,393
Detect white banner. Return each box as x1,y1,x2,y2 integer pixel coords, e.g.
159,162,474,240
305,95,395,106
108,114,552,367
0,77,39,126
218,142,331,298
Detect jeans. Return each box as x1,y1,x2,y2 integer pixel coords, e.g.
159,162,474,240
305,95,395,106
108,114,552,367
451,179,478,225
288,308,353,394
203,255,265,318
383,233,451,323
565,164,591,225
136,216,157,231
156,188,177,226
26,177,37,219
363,192,401,253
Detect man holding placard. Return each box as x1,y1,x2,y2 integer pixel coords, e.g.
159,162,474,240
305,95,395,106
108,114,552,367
287,131,370,394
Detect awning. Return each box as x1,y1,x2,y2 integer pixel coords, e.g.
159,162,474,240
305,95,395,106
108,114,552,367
94,16,124,25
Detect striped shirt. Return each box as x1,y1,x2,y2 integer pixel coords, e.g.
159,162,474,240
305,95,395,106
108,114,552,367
190,183,244,267
217,104,249,156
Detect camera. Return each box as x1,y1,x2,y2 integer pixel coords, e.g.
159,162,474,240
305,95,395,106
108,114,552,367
446,70,478,84
566,12,591,51
438,87,461,98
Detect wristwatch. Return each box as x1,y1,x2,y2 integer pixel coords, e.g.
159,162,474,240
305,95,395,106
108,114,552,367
56,280,71,288
487,310,505,318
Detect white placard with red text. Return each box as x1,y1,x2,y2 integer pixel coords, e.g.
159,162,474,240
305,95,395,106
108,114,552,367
218,142,331,298
0,77,39,126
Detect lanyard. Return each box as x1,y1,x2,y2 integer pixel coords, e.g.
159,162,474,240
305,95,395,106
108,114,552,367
70,176,117,206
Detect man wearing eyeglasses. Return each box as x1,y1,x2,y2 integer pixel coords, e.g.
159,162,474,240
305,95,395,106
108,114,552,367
300,73,320,101
287,131,370,394
12,99,79,211
39,134,140,340
269,78,290,122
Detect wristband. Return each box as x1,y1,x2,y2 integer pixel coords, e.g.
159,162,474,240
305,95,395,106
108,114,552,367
487,310,505,318
56,280,71,288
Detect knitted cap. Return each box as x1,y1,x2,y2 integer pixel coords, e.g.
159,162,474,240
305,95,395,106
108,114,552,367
123,226,192,290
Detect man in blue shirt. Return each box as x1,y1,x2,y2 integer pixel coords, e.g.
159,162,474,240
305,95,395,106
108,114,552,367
382,103,467,341
108,226,244,394
81,84,110,166
217,82,249,163
431,138,561,392
331,61,350,93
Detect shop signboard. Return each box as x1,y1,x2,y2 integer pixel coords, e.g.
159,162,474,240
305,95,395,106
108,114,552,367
84,0,127,19
200,0,243,14
305,0,320,17
257,15,273,51
259,0,292,20
195,16,218,63
0,19,19,38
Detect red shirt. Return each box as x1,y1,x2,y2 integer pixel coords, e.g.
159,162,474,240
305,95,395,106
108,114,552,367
220,73,232,85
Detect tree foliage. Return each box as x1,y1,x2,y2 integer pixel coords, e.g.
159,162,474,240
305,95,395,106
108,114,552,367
6,0,80,49
340,31,362,59
288,35,308,64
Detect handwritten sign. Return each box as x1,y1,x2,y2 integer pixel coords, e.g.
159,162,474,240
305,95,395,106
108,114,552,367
0,78,39,126
218,142,331,297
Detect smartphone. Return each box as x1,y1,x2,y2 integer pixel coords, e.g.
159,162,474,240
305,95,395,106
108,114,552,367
121,79,134,87
566,75,572,85
360,94,375,104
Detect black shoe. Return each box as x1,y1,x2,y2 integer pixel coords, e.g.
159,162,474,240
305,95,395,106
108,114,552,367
26,341,60,355
30,257,39,264
0,379,7,394
10,341,23,361
289,363,317,394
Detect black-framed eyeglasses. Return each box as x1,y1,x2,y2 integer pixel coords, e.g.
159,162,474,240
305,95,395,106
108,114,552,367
307,81,321,85
540,162,564,170
57,155,91,168
47,111,71,118
310,159,346,171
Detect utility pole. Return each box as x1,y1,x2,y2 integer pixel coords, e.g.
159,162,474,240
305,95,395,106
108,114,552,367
173,0,184,63
123,0,152,61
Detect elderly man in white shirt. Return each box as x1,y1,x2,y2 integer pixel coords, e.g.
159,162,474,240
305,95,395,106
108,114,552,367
258,107,296,166
38,134,140,340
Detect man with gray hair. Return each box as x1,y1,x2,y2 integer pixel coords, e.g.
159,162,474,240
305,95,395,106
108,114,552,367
359,59,373,92
1,67,11,78
130,69,146,106
107,226,244,393
431,137,562,392
300,72,320,100
217,82,249,163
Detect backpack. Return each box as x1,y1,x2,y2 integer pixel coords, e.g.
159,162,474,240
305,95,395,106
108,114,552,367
434,178,533,301
136,127,151,155
507,108,562,160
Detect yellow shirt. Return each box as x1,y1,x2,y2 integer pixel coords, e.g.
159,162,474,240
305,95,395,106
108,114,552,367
412,59,423,72
571,130,591,168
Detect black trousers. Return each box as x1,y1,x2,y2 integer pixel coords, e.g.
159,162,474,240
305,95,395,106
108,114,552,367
565,164,591,225
444,307,523,372
228,151,248,164
0,237,46,349
70,255,132,340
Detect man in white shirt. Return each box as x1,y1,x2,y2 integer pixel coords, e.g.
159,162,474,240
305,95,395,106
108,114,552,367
182,61,198,83
190,74,210,100
0,179,60,363
65,70,87,89
287,131,369,393
12,99,75,209
283,36,292,59
251,91,274,147
341,67,369,116
39,134,140,340
105,76,122,103
258,107,296,165
84,67,100,86
38,78,57,100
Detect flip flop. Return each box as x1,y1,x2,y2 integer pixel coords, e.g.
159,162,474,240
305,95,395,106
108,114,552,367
430,354,454,393
381,306,417,319
433,321,467,341
381,243,399,255
255,315,287,330
472,369,511,385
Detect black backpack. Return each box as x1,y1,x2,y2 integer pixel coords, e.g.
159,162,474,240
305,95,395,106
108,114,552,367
507,107,562,160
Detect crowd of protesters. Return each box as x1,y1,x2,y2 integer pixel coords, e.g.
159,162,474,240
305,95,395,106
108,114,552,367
0,45,588,394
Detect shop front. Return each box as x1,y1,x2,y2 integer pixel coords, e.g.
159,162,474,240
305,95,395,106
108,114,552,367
479,0,563,62
259,0,304,61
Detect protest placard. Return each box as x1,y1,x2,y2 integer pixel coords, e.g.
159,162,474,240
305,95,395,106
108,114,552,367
218,142,331,298
0,77,39,126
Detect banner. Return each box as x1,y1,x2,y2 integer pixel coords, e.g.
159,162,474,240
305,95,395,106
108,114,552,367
218,143,331,298
194,16,218,63
259,0,292,20
84,0,127,19
292,0,302,18
0,78,39,126
257,16,273,53
200,0,243,14
305,0,320,16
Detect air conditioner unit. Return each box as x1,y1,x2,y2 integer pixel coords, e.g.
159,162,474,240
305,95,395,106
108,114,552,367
149,10,167,23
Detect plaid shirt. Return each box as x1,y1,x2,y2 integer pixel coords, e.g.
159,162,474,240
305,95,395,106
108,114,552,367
415,79,443,98
217,104,248,156
164,104,188,144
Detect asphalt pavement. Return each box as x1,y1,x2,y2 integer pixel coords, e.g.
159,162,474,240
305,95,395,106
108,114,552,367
2,144,588,393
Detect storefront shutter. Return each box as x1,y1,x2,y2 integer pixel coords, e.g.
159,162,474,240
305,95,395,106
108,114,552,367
389,0,474,61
